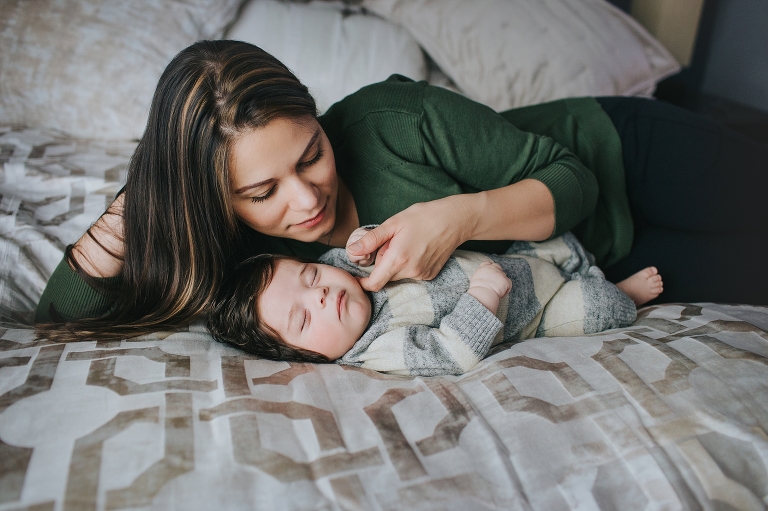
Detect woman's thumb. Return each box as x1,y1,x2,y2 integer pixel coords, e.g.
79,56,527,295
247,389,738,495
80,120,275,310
347,225,392,256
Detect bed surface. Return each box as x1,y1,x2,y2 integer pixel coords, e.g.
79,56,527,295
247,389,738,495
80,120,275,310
2,303,768,510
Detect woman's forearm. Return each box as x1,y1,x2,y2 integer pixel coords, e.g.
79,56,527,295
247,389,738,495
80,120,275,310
454,178,556,243
70,194,125,278
349,179,556,291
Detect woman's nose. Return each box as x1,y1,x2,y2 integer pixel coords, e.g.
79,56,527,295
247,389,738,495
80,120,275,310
289,176,320,211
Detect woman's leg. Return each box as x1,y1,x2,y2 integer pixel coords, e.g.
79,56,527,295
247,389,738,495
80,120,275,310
596,97,768,305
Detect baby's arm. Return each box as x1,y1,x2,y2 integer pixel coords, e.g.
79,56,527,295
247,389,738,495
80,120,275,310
341,294,503,376
467,261,512,314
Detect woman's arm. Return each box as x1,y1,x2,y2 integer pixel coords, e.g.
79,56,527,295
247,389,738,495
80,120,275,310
345,80,600,291
349,179,554,291
35,194,125,322
71,193,126,277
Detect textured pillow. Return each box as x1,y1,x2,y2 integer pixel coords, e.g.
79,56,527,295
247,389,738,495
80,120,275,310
361,0,681,111
0,0,241,141
226,0,427,113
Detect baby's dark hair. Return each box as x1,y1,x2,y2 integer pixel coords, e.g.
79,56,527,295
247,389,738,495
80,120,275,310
206,254,331,363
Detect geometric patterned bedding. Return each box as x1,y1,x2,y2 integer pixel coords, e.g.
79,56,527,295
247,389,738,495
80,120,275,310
0,125,129,324
1,303,767,511
2,127,768,510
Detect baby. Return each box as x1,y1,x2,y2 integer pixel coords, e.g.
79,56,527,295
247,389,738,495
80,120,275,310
207,229,662,376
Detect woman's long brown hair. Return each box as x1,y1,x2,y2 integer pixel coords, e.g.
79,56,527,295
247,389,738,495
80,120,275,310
36,40,317,342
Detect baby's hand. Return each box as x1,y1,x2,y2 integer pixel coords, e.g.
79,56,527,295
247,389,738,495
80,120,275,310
346,227,377,266
468,261,512,313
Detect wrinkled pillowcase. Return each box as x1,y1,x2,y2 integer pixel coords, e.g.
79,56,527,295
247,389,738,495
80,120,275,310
361,0,681,111
226,0,427,114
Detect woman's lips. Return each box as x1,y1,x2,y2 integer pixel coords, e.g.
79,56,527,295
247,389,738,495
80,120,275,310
295,205,326,229
337,290,346,318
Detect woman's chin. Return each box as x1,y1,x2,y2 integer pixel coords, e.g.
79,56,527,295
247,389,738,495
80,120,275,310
289,225,333,243
280,207,336,242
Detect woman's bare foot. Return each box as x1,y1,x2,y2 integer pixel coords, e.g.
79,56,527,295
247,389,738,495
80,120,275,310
616,267,664,306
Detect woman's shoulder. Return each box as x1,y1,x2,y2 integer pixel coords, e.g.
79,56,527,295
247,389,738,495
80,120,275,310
319,75,427,128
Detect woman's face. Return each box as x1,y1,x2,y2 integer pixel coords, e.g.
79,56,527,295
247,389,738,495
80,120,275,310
229,117,338,243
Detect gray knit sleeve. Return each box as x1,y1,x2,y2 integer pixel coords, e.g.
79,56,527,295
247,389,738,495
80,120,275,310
345,293,502,377
403,293,502,376
441,294,502,358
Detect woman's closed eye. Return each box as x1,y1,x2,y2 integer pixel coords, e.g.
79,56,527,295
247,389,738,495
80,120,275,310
250,186,276,203
301,310,309,331
299,147,324,169
249,148,323,204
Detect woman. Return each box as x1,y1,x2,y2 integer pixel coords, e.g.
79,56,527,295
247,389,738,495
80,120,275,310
36,40,768,340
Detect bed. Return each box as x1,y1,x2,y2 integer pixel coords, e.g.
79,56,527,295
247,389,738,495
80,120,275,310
2,1,767,510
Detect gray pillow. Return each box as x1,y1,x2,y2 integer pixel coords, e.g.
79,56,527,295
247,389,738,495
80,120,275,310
361,0,681,111
0,0,241,141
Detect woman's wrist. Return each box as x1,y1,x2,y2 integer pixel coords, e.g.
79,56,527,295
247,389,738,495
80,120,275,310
446,192,483,246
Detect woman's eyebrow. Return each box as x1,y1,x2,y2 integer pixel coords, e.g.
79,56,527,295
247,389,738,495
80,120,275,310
233,178,274,195
232,128,321,195
297,128,321,163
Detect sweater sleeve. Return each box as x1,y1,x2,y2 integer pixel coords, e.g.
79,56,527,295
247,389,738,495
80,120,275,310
419,84,599,237
35,257,118,323
341,294,502,376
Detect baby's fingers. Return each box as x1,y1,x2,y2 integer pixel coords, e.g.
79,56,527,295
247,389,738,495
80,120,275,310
349,254,375,266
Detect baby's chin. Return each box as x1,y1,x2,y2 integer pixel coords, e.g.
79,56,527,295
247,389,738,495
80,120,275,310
356,297,374,330
342,306,371,352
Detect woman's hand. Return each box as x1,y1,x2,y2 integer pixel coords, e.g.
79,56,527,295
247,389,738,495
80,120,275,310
70,193,126,278
347,179,555,291
346,196,475,291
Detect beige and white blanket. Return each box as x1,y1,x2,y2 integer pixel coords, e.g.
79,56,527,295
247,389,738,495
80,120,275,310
1,303,767,510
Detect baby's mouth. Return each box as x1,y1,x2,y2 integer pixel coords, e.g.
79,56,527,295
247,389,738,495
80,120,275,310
337,290,346,319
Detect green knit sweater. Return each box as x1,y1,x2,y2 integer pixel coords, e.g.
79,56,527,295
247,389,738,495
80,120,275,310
36,75,631,323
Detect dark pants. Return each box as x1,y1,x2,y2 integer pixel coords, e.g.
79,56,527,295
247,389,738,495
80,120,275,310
596,97,768,305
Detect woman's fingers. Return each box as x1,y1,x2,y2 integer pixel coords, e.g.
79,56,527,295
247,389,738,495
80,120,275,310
358,243,399,291
353,200,467,290
347,224,395,260
346,227,371,248
358,236,439,292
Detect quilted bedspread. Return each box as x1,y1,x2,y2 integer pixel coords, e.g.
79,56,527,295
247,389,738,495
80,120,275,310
2,128,768,510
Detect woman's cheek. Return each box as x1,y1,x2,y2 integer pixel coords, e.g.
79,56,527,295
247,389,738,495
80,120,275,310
235,200,286,234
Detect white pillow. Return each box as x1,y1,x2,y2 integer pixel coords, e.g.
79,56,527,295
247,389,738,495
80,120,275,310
361,0,681,111
0,0,242,141
226,0,428,113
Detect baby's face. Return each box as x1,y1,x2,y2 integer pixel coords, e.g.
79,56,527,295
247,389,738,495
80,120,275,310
257,259,372,359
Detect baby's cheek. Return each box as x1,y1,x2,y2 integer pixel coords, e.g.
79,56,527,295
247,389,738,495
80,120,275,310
308,325,346,359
